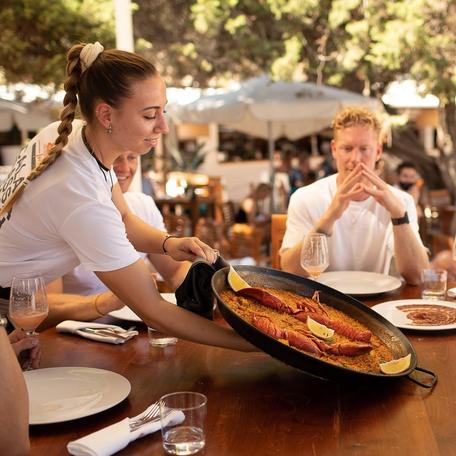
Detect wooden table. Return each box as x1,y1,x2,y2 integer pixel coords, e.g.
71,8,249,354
30,284,456,456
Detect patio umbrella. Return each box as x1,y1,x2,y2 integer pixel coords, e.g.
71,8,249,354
169,75,383,210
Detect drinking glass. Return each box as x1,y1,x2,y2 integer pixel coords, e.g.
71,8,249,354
8,275,48,369
160,392,207,455
148,326,178,347
447,234,456,298
421,268,447,300
300,233,329,279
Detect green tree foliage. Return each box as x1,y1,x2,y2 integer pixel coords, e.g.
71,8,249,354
0,0,115,85
134,0,456,194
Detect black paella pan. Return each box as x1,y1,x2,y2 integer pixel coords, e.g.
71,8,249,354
211,266,436,388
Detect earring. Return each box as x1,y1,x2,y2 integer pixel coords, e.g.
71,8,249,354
107,124,112,134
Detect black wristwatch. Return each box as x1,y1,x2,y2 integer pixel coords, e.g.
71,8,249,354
391,211,409,226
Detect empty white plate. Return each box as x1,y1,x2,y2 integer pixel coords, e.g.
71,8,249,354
317,271,402,296
25,367,131,424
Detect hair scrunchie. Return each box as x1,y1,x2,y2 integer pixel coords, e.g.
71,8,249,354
80,42,104,72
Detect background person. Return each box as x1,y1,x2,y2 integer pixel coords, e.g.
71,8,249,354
280,107,428,285
0,42,253,353
395,161,425,218
235,183,272,224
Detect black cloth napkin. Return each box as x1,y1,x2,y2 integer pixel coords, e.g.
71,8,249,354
175,256,229,320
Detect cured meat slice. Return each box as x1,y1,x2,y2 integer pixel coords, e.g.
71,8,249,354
397,304,456,326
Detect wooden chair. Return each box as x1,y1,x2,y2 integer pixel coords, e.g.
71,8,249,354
271,214,287,269
230,223,264,262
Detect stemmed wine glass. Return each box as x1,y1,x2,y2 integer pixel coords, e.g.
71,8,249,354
300,233,329,279
8,275,48,370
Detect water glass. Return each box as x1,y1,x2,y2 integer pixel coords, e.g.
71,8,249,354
148,327,178,347
160,391,207,455
421,268,447,300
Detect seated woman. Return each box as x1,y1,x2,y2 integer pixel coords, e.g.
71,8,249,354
44,150,190,327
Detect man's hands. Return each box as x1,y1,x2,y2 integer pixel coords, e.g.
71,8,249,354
326,164,366,220
164,237,218,264
9,329,41,370
360,164,405,217
321,163,405,234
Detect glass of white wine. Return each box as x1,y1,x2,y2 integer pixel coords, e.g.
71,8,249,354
8,275,48,370
300,233,329,279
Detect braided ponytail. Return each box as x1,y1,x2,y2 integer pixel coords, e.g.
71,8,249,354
0,45,84,217
29,46,83,181
1,42,157,217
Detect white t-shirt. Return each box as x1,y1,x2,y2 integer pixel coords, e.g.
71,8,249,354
0,120,140,286
63,192,166,295
281,174,422,274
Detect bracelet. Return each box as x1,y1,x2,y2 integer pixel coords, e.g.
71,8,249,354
93,293,105,317
162,234,178,255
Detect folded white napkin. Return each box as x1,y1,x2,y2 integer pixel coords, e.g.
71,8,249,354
67,409,184,456
56,320,138,345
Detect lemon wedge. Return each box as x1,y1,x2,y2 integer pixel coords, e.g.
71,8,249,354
307,316,334,340
379,353,411,375
228,266,251,292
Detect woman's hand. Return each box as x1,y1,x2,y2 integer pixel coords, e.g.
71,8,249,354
8,329,41,369
165,236,218,263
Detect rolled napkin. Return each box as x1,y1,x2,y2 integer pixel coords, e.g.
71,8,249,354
67,408,185,456
56,320,138,344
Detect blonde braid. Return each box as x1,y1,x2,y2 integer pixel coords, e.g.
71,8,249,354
29,49,82,181
0,46,84,217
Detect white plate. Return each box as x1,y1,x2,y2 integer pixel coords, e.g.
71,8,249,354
25,367,131,424
372,299,456,331
317,271,402,296
108,293,177,322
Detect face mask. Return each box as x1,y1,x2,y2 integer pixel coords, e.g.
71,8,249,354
399,182,414,191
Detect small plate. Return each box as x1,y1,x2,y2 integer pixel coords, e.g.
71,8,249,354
25,367,131,424
108,293,177,322
372,299,456,331
317,271,402,296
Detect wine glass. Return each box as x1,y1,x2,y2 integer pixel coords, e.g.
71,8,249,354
8,275,48,369
300,233,329,279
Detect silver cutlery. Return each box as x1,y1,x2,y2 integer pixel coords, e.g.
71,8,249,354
129,401,173,432
79,327,136,339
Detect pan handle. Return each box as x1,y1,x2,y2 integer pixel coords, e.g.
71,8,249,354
406,366,438,389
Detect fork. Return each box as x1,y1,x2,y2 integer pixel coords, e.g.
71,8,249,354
129,402,173,432
80,327,136,339
129,402,161,431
